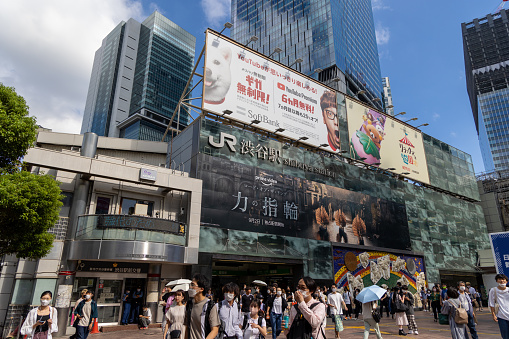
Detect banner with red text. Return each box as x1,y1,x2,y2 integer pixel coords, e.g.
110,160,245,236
203,30,341,152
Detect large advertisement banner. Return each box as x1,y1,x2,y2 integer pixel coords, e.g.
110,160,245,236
202,31,342,152
347,98,430,184
333,247,426,294
490,232,509,277
198,154,411,251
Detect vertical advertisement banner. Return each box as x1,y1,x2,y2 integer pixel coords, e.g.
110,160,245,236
490,232,509,277
346,98,430,184
202,31,341,152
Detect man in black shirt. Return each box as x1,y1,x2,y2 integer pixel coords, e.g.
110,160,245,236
241,287,254,316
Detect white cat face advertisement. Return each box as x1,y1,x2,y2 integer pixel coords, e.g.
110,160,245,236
202,30,341,152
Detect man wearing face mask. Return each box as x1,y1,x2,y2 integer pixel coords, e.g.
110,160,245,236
185,273,220,339
458,281,478,339
216,282,243,339
130,286,144,324
267,287,288,339
327,285,346,339
241,287,254,318
489,274,509,339
73,291,98,339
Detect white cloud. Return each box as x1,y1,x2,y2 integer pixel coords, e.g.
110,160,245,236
450,131,457,137
432,113,440,121
0,0,148,134
372,0,390,11
375,22,390,45
201,0,231,29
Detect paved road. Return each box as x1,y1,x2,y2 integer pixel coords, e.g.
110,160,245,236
84,309,500,338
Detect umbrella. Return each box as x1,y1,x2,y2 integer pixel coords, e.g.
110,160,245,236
252,280,267,286
171,283,189,292
355,285,387,303
166,279,192,287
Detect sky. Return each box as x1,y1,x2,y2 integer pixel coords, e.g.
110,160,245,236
0,0,504,174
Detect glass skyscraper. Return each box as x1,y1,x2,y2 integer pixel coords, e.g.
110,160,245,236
231,0,383,110
462,9,509,172
81,11,195,142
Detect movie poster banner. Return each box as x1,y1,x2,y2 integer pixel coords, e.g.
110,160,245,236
333,247,426,294
202,30,342,152
197,154,411,250
346,98,430,184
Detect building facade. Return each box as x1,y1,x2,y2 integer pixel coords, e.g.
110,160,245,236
462,9,509,172
382,76,394,116
477,169,509,233
81,11,196,142
231,0,383,109
0,131,202,336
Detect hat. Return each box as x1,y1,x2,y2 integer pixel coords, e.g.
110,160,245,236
171,283,189,292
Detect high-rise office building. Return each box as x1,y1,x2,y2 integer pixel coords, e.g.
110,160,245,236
382,76,394,116
231,0,383,110
81,11,196,141
462,9,509,172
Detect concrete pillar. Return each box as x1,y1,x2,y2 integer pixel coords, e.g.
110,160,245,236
55,133,98,336
147,264,161,322
0,255,18,336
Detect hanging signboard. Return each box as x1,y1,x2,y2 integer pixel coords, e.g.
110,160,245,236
346,98,430,184
202,30,342,152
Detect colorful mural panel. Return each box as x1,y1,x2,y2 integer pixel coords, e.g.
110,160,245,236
333,246,426,294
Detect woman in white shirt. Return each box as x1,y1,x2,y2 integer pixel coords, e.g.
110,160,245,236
21,291,58,339
242,300,267,339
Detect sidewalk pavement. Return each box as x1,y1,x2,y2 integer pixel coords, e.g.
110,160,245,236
82,309,500,338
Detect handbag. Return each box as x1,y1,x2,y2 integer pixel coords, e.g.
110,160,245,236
169,330,181,338
438,313,449,325
372,308,381,323
394,295,408,313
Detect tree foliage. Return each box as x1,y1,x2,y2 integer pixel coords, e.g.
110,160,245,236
0,83,63,258
0,83,37,173
0,172,63,258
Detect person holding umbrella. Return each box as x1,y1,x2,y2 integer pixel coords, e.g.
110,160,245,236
355,285,385,339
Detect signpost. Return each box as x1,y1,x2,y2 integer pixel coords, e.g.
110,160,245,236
490,231,509,277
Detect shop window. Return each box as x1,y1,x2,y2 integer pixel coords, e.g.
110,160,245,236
60,192,73,217
96,196,111,215
11,279,34,304
72,277,97,303
31,279,57,305
120,198,154,216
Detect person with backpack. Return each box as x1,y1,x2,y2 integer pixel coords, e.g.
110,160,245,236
489,273,509,339
185,274,221,339
20,291,58,339
401,285,418,335
73,290,98,339
267,287,287,339
285,276,326,339
457,281,478,339
441,288,469,339
216,282,243,339
392,287,408,336
342,286,353,320
241,300,267,339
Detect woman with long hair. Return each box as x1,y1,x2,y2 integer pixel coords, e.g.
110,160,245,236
163,290,187,339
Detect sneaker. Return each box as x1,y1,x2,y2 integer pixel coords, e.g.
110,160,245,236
399,330,407,336
408,330,413,334
414,331,419,335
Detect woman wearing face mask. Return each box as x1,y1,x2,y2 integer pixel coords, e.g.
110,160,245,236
164,290,186,339
241,300,267,339
430,286,441,322
21,291,58,339
267,287,287,339
285,277,326,339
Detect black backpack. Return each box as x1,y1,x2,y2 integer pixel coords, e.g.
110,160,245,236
185,299,217,338
286,302,325,339
242,314,264,339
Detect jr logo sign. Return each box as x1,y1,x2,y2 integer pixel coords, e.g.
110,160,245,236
208,132,237,152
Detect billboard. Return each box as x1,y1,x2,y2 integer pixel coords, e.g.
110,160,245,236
197,153,411,250
333,247,426,294
490,232,509,277
347,98,430,184
202,31,342,152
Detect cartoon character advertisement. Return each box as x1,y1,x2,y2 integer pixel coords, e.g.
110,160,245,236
202,30,341,152
333,247,427,294
346,98,430,184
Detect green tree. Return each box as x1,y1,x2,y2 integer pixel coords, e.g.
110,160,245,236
0,83,63,258
0,84,37,173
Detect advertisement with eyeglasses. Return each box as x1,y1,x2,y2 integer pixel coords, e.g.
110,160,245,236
202,30,341,152
346,98,430,184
